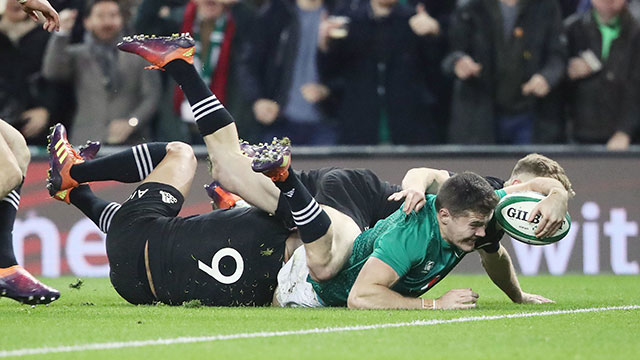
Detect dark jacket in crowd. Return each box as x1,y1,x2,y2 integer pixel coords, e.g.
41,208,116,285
237,0,338,123
442,0,567,144
318,2,441,145
0,25,51,129
565,8,640,143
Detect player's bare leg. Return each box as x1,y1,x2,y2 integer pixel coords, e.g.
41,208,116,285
252,143,360,281
0,119,60,305
117,34,281,213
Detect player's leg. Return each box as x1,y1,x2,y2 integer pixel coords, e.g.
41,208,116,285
117,34,280,213
254,148,360,282
0,120,60,305
47,123,170,199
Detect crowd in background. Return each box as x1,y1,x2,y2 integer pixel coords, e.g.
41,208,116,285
1,0,639,149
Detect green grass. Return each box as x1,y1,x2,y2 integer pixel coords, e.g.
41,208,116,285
1,275,639,359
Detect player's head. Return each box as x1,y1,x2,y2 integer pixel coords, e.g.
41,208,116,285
435,172,498,252
84,0,123,42
506,153,575,197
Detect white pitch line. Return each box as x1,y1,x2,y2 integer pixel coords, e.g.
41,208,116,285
1,305,637,358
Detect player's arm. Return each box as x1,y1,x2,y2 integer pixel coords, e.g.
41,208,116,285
502,177,569,238
387,168,450,214
478,244,554,304
347,257,478,310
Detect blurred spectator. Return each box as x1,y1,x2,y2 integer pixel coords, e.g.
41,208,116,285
0,0,52,144
135,0,254,143
42,0,160,145
565,0,640,150
237,0,338,145
443,0,567,144
317,0,441,145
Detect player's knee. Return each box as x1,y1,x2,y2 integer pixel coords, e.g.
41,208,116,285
7,131,30,176
166,142,196,166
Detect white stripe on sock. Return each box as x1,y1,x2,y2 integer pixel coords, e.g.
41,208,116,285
194,104,225,122
141,144,154,177
2,191,19,211
98,203,116,232
192,99,220,117
104,204,121,232
292,202,320,223
294,206,323,226
191,95,217,111
291,200,317,217
132,146,145,181
137,145,151,180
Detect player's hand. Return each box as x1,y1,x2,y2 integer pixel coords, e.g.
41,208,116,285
517,292,554,304
606,131,631,151
58,8,78,33
528,192,567,238
436,288,479,309
522,74,550,97
253,99,279,125
20,107,49,138
567,57,593,80
301,83,330,104
409,4,440,36
454,56,482,80
387,189,426,215
20,0,60,32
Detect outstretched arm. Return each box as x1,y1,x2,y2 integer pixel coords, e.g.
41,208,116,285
387,168,450,214
19,0,60,32
348,257,478,310
479,245,554,304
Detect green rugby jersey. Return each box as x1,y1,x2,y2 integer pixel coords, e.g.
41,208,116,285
310,190,507,306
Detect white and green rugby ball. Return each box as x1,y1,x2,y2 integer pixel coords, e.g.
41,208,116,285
495,191,571,245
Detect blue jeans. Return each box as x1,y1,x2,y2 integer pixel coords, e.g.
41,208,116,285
496,113,534,145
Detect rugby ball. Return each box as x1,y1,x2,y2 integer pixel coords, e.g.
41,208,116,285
495,191,571,245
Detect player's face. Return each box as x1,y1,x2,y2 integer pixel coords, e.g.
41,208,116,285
84,1,123,42
443,211,492,252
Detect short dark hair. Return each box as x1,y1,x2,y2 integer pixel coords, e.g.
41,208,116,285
85,0,121,18
435,172,498,217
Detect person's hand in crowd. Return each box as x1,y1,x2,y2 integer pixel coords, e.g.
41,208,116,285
606,131,631,151
20,107,49,138
253,99,280,125
58,8,78,33
19,0,60,32
301,83,330,104
567,57,593,80
522,74,550,97
454,56,482,80
318,12,350,52
408,4,440,36
107,119,135,144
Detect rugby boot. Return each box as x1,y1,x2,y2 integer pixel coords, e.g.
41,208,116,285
50,142,100,204
251,137,292,182
77,141,101,161
0,265,60,305
47,123,83,201
204,181,247,210
117,33,195,70
239,140,261,158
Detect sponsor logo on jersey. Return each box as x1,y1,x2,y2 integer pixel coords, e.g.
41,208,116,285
127,189,149,201
423,260,435,273
160,190,178,204
283,189,295,198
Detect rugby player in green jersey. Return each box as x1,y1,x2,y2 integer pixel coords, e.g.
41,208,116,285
117,34,572,310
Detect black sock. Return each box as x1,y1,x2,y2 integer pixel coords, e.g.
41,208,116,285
69,185,120,234
164,60,233,137
0,184,21,268
70,143,168,184
274,171,330,243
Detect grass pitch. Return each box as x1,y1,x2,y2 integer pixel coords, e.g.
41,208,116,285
1,274,638,359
